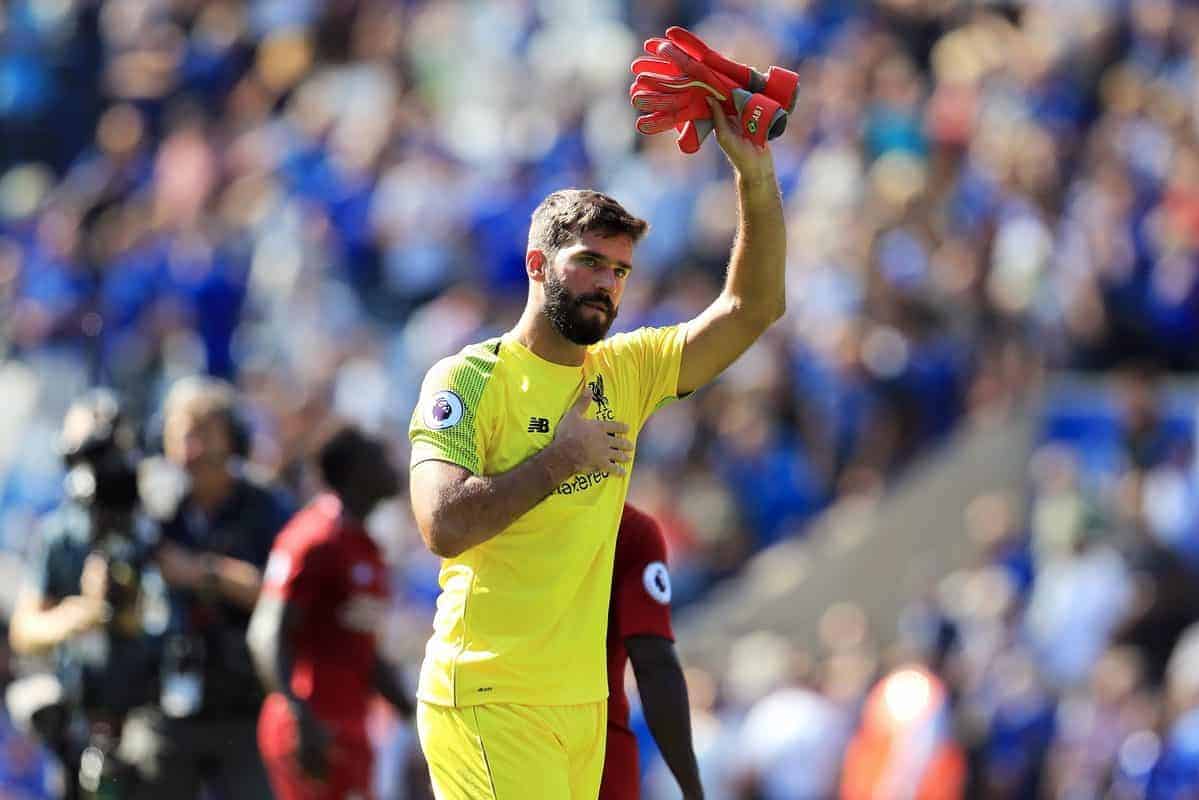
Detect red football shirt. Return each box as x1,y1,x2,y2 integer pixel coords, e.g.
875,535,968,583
260,493,391,729
601,504,675,800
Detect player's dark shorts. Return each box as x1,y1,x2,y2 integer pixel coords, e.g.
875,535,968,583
258,693,374,800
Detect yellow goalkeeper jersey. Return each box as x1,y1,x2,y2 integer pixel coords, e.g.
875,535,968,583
409,325,687,707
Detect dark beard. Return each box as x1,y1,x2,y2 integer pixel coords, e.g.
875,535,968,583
543,270,617,345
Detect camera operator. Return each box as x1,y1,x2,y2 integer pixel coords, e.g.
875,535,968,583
8,389,162,800
127,376,293,799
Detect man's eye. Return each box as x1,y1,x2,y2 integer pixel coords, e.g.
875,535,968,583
580,256,596,267
616,269,629,279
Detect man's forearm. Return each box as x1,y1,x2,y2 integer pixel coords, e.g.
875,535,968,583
373,658,413,718
419,447,576,558
247,601,302,706
10,599,102,655
211,556,262,609
630,640,704,799
723,167,786,323
674,164,788,396
248,632,293,700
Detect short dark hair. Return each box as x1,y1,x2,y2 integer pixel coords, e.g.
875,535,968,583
315,423,372,492
527,189,648,257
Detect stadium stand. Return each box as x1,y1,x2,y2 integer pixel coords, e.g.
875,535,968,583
1,0,1199,796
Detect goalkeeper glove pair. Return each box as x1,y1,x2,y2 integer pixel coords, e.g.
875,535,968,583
629,27,798,154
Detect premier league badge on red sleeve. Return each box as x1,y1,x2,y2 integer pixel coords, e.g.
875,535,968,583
643,561,671,604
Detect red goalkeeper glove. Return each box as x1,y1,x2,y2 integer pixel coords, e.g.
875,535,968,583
630,55,717,154
661,26,799,114
640,28,798,152
629,39,787,153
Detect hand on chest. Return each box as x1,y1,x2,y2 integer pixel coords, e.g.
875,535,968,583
504,369,629,449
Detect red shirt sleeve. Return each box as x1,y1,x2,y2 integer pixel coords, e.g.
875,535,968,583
615,506,675,642
261,529,329,612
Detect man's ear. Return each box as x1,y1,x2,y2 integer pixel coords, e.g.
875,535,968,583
526,250,547,282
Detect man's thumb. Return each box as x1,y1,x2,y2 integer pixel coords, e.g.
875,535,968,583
572,391,592,415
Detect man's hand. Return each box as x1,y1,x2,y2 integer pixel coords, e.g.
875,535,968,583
291,701,332,781
630,39,787,155
79,553,109,604
75,552,120,632
705,97,776,183
58,596,106,636
549,394,634,477
156,542,208,589
663,27,799,113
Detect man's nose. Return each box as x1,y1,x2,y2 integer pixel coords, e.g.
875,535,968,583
593,268,617,293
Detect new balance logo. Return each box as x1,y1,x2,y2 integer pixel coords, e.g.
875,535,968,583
527,417,550,433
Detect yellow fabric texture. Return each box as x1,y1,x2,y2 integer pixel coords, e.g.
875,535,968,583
417,700,607,800
409,325,687,708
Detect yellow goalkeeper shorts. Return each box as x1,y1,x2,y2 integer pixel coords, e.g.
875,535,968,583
417,700,606,799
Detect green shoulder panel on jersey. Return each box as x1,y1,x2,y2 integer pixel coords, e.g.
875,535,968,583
409,338,502,475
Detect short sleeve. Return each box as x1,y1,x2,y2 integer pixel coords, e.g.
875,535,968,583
615,510,675,642
605,324,688,426
261,536,327,612
409,344,500,475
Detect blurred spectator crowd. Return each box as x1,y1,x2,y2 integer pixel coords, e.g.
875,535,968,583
645,372,1199,799
1,0,1199,796
6,0,1199,605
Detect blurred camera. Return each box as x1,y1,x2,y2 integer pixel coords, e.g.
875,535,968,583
59,389,140,517
58,390,151,639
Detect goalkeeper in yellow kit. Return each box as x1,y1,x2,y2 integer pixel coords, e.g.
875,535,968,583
408,98,785,799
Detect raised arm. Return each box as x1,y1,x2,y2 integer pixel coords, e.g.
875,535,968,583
10,553,108,655
411,394,632,559
676,97,787,397
9,589,104,655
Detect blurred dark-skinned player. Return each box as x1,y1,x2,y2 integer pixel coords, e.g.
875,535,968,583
601,504,703,800
249,424,413,800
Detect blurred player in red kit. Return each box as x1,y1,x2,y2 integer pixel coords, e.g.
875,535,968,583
601,504,704,800
248,425,413,800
